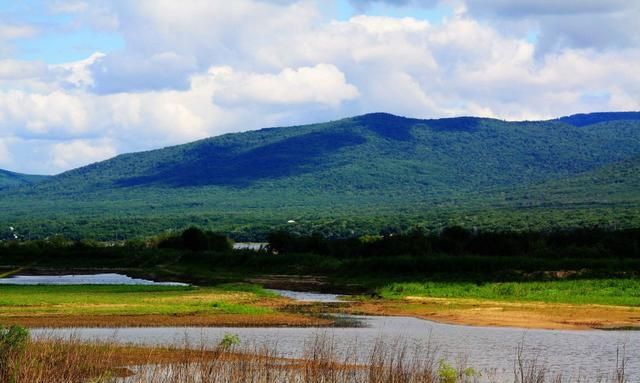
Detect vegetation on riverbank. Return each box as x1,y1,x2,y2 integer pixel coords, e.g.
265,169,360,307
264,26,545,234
375,279,640,306
1,226,640,329
2,226,640,281
0,284,332,328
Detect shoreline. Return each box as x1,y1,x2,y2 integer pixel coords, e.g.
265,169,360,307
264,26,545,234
0,313,333,329
2,269,639,331
341,296,640,331
4,297,639,331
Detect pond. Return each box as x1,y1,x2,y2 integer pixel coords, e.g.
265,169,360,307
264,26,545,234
0,273,188,286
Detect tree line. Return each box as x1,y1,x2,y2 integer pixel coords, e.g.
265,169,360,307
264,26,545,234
267,226,640,259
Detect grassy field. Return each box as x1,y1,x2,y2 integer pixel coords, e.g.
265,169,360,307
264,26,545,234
1,276,640,330
338,278,640,330
0,284,276,316
375,279,640,306
0,283,334,328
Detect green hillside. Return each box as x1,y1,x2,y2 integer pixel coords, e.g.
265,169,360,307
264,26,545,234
498,155,640,208
0,169,49,190
1,112,639,240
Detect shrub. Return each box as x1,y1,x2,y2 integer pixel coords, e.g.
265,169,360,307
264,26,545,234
218,333,240,351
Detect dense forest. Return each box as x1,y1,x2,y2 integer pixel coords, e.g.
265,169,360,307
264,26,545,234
1,227,639,282
1,112,639,240
0,170,49,190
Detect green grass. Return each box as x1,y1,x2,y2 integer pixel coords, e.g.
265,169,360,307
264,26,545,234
377,279,640,306
0,284,273,316
214,283,279,297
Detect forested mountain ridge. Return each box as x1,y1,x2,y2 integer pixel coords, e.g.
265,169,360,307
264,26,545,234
496,155,640,208
1,111,639,239
0,169,50,190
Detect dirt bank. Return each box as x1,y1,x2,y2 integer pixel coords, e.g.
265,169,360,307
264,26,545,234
342,296,640,330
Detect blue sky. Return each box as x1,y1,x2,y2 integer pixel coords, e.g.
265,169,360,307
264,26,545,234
2,0,124,63
0,0,638,174
335,0,452,22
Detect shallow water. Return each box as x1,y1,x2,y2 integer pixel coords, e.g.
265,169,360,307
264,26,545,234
233,242,267,250
268,289,346,302
0,273,188,286
33,316,638,380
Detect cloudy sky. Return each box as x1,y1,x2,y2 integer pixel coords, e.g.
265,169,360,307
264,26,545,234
0,0,639,174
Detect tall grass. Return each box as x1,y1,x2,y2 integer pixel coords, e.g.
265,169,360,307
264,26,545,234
0,332,629,383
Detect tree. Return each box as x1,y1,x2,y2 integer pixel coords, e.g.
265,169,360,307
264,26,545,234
181,227,209,251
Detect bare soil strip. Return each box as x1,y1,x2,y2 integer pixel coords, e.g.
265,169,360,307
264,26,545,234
0,312,332,328
342,297,640,330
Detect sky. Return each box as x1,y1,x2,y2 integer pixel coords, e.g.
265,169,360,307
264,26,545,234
0,0,639,175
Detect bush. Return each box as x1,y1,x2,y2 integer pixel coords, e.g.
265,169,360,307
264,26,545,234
159,227,233,252
182,227,209,251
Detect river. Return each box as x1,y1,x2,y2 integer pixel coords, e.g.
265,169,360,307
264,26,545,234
29,285,639,381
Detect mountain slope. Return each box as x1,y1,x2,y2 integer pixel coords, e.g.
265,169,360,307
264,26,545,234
0,169,49,190
28,112,640,193
498,155,640,208
555,111,640,127
1,111,640,239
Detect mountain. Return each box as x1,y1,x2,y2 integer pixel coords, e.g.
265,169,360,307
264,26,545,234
1,111,640,239
555,111,640,127
0,169,49,190
499,155,640,208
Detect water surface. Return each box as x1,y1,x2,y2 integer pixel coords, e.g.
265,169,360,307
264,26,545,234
268,289,346,302
33,316,638,380
0,273,188,286
25,287,640,380
233,242,267,250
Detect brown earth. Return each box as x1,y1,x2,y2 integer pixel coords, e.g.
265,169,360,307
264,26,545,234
341,296,640,330
0,312,332,328
4,293,639,330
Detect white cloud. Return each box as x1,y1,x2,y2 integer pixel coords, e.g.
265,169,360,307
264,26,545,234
210,64,359,107
0,22,38,58
89,52,198,93
0,138,10,167
50,139,117,170
56,52,105,88
0,60,48,80
0,24,37,41
0,90,90,136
